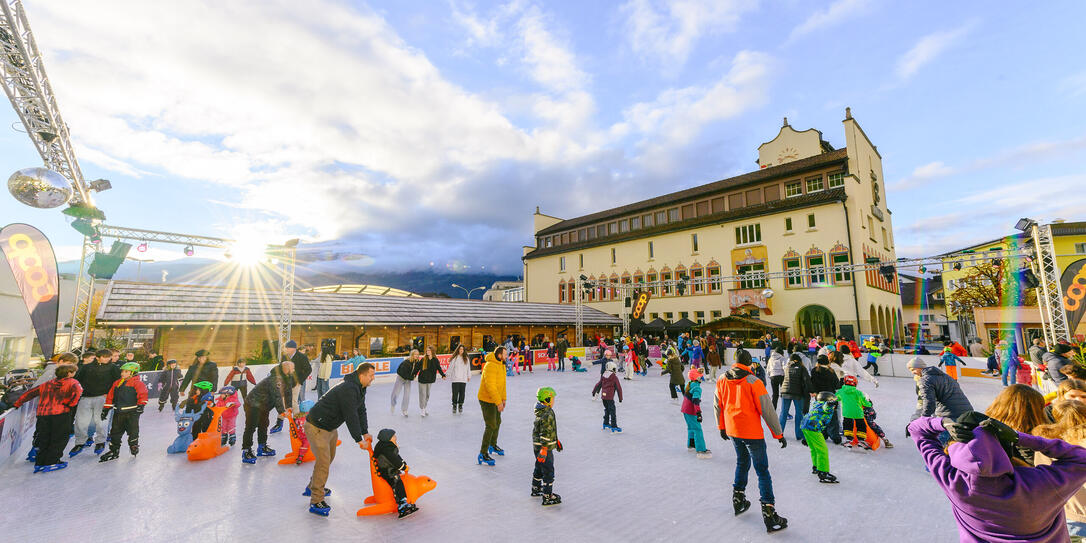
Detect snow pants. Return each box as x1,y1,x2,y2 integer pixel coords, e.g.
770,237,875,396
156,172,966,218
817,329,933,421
803,429,829,472
532,447,555,495
108,410,141,452
35,411,73,467
684,413,706,452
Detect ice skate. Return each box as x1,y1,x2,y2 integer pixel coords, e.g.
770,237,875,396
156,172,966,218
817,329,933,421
26,447,38,462
542,493,562,506
458,404,463,414
422,409,428,417
93,443,106,455
882,437,894,449
398,502,419,518
228,434,236,446
489,445,505,456
302,486,331,496
402,411,409,417
256,444,276,457
242,449,256,464
603,423,611,431
858,440,872,451
531,479,543,497
477,452,495,466
762,504,788,533
158,402,165,412
696,450,712,459
269,420,284,434
610,426,622,433
129,443,139,456
732,490,751,515
98,450,120,463
68,444,86,458
817,471,839,484
309,501,331,517
34,461,68,473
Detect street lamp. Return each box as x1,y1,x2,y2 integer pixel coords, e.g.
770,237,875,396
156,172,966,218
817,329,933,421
126,256,154,282
451,283,485,299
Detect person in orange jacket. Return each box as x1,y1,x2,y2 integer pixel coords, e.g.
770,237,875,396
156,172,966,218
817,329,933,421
713,349,788,534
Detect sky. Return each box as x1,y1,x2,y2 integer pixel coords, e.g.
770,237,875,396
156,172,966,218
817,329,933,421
0,0,1084,276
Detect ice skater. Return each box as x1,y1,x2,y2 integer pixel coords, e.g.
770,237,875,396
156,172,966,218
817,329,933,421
938,346,966,381
837,376,873,449
391,350,421,416
71,350,121,457
241,361,296,464
664,349,685,403
215,385,241,446
532,386,562,506
99,362,149,462
373,429,419,518
682,368,711,458
12,364,82,473
157,359,183,412
477,348,507,466
800,392,839,483
592,362,623,432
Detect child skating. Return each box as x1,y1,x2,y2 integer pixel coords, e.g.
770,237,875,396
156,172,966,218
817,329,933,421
157,359,183,412
532,386,562,506
800,392,839,483
12,364,82,473
592,362,623,432
372,428,419,518
837,376,873,450
214,385,241,446
99,362,149,462
682,368,711,458
291,400,314,464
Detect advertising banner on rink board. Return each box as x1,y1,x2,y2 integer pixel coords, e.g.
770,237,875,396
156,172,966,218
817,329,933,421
1062,258,1086,334
0,224,60,358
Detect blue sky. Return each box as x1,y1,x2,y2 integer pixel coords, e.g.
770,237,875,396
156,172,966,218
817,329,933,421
1,0,1084,275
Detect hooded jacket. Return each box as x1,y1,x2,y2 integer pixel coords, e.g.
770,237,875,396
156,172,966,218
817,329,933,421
532,401,558,449
15,376,82,416
104,377,149,411
810,364,841,394
713,362,784,441
913,366,974,420
909,417,1086,543
307,370,369,442
664,355,684,385
767,352,787,377
396,357,421,381
1043,351,1071,384
477,353,507,405
592,372,623,401
800,400,835,432
681,379,702,416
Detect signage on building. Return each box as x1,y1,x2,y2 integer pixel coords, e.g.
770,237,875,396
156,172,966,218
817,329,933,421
1062,258,1086,333
729,288,773,315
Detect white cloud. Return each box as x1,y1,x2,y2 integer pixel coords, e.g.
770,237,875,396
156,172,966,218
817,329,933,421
620,0,758,69
787,0,871,43
890,161,954,190
895,22,977,81
889,135,1086,190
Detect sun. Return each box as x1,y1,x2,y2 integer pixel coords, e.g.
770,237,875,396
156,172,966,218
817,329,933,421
228,233,272,267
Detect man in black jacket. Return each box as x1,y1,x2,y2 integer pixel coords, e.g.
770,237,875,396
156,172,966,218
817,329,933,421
305,362,375,516
241,361,296,463
180,350,219,395
71,352,122,456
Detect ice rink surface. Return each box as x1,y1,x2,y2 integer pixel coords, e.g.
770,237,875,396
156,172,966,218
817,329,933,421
2,368,1004,542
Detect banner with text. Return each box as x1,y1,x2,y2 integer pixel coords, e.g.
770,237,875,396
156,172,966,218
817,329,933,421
0,224,60,358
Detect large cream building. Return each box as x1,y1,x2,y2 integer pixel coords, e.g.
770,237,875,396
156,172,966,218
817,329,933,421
523,110,904,342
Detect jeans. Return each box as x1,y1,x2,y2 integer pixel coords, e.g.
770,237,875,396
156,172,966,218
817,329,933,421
778,396,806,440
74,395,108,445
1002,364,1019,386
822,403,842,444
305,422,338,504
1068,520,1086,542
480,401,501,454
315,379,330,398
391,377,412,413
769,376,784,408
451,382,466,406
602,399,617,428
732,437,774,505
684,413,705,451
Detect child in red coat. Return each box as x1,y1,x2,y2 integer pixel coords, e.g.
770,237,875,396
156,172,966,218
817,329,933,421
592,362,624,432
100,362,149,462
215,386,241,446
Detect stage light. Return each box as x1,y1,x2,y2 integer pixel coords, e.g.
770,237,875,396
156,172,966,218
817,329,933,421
184,244,194,257
1014,218,1036,232
953,262,962,271
137,242,148,253
88,178,112,192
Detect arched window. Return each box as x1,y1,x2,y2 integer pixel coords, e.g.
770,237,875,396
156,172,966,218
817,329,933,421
660,266,673,296
646,268,658,296
633,269,644,292
805,247,827,286
610,273,620,300
782,249,802,288
558,279,566,303
567,281,574,304
674,265,688,295
597,273,608,300
587,275,597,301
689,262,704,294
829,242,852,284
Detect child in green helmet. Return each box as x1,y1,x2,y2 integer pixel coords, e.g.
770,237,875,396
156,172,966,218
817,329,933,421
100,362,149,462
183,381,215,438
532,386,563,506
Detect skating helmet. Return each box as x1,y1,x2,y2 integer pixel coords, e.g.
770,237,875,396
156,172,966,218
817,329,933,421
298,400,316,414
200,393,214,403
606,361,617,373
687,368,703,381
843,375,858,386
218,385,237,396
194,381,213,391
816,391,838,404
121,362,141,373
536,386,556,405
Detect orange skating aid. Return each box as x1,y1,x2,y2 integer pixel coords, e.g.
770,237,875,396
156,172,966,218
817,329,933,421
186,405,230,461
278,409,340,465
357,443,436,516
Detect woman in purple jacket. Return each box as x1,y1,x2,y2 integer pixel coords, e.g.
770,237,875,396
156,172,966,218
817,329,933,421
909,413,1086,542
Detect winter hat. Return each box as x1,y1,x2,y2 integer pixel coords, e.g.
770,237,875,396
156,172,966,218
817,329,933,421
843,375,858,386
736,349,752,366
167,359,178,366
195,349,210,357
377,428,396,442
285,340,298,349
907,357,927,370
606,361,617,373
687,367,703,381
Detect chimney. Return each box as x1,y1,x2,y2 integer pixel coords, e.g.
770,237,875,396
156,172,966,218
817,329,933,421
845,107,852,120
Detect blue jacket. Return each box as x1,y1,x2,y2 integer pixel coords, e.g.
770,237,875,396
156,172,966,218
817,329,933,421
939,352,964,367
690,345,703,361
800,400,835,432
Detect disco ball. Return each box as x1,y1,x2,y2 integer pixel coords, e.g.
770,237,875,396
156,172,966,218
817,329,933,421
761,288,774,299
7,167,73,209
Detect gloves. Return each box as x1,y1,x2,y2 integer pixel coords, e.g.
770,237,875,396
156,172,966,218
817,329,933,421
696,413,703,423
536,446,549,463
720,429,730,440
556,440,563,452
979,418,1019,446
778,437,787,449
100,408,110,420
136,405,145,415
943,411,990,443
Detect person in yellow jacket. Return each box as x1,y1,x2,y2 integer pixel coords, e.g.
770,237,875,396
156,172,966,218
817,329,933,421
478,347,508,466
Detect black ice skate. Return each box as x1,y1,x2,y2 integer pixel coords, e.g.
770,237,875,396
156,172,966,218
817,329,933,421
397,502,419,518
542,494,562,506
762,504,788,533
817,471,839,484
98,450,120,463
531,478,543,497
242,449,256,464
68,444,85,458
733,490,751,515
129,442,139,456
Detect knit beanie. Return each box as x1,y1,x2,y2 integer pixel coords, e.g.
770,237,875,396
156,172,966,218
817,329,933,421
377,428,396,442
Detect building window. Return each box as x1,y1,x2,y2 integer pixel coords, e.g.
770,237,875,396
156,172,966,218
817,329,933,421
647,273,658,296
668,208,680,222
695,311,705,325
1076,242,1086,254
808,214,816,228
650,312,658,320
785,217,792,232
738,263,766,289
807,254,827,286
656,211,667,225
559,282,566,302
832,252,852,284
828,172,844,188
784,256,803,287
619,219,629,233
570,230,578,243
711,197,725,213
735,224,761,245
608,222,617,235
711,310,722,320
691,266,704,293
630,216,641,230
785,181,802,198
643,214,654,228
681,204,695,219
868,216,875,240
648,241,654,259
633,273,644,289
579,254,584,269
611,248,617,264
545,237,553,248
664,312,673,322
680,312,689,320
586,227,595,240
661,271,672,295
567,282,574,302
696,201,709,216
806,176,824,193
597,225,607,238
559,257,566,271
708,265,721,292
560,233,567,245
691,233,699,253
882,227,889,247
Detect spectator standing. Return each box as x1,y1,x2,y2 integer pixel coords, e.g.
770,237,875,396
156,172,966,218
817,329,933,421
180,349,219,395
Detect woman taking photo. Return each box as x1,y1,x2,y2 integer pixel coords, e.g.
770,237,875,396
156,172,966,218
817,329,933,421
416,346,446,417
448,345,471,414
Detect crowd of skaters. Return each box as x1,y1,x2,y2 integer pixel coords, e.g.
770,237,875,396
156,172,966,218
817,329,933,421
8,329,1086,539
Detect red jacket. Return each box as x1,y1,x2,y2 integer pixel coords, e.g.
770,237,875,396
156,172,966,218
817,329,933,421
223,367,257,387
15,377,82,416
591,372,623,401
104,377,149,411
